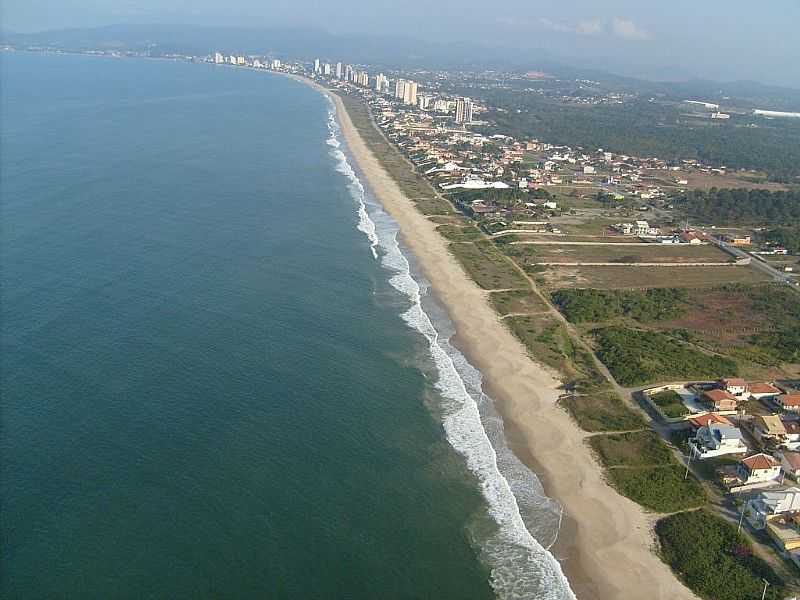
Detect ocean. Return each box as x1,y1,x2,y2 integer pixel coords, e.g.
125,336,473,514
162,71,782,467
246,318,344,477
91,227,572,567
0,52,574,599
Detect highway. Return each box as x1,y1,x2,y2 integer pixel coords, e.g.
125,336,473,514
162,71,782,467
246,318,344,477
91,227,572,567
713,238,800,290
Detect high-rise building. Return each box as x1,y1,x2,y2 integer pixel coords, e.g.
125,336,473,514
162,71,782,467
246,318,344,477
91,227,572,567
228,55,237,64
271,59,282,69
355,71,369,87
213,52,224,64
335,62,343,79
323,63,332,76
375,73,387,93
455,97,473,124
395,79,406,100
402,81,418,106
314,58,321,73
418,95,433,110
345,65,354,82
236,56,246,66
380,78,391,95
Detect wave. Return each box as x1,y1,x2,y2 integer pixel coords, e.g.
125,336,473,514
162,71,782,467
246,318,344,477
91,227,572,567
325,101,576,600
326,108,379,259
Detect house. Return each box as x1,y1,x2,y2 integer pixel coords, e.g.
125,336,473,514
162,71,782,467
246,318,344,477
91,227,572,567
688,412,733,431
634,220,650,236
690,422,748,459
679,231,703,244
753,415,788,445
718,378,748,397
703,389,738,411
777,394,800,413
746,487,800,529
749,382,783,400
737,453,782,486
781,452,800,480
782,419,800,450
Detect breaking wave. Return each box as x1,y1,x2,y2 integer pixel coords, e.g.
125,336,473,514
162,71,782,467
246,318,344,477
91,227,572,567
325,100,576,600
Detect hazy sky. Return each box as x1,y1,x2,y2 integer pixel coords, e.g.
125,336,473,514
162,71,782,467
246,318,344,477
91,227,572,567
3,0,799,87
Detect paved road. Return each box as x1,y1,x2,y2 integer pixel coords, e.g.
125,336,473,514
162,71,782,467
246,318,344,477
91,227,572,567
713,238,799,290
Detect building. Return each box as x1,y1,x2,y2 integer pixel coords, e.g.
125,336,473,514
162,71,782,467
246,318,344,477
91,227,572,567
375,73,387,93
634,220,650,236
344,65,354,82
749,382,783,400
690,422,748,459
702,389,738,411
455,98,473,124
719,378,748,397
745,487,800,529
688,412,733,431
335,62,342,79
781,452,800,480
753,415,788,445
213,52,224,64
314,58,321,74
236,56,246,65
356,71,369,88
402,81,418,106
737,453,782,486
777,394,800,413
323,63,332,76
271,59,282,70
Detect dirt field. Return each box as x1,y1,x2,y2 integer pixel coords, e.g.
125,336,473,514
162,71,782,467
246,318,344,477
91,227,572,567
642,169,789,192
540,264,771,290
519,243,733,265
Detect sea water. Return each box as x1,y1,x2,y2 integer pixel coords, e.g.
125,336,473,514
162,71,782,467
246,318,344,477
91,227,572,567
0,51,575,599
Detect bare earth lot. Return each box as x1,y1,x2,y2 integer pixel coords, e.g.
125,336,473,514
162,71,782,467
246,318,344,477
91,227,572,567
540,265,771,290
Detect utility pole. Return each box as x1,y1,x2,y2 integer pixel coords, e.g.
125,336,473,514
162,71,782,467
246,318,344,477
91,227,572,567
684,443,696,480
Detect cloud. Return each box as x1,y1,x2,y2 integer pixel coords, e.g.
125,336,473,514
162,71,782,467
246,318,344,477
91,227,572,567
498,15,653,41
537,17,603,36
611,17,652,40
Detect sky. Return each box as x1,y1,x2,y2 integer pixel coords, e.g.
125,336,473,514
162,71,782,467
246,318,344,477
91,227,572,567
3,0,799,87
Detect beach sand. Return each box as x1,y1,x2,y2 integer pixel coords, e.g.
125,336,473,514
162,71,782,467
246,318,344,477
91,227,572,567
302,77,698,600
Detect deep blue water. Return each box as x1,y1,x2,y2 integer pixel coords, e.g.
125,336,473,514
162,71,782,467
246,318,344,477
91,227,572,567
1,53,495,599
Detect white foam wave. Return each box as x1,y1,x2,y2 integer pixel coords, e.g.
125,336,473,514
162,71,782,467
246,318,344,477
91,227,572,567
380,229,576,600
324,99,576,600
325,107,379,259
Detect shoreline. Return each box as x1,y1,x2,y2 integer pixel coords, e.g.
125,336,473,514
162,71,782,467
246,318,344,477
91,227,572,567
295,75,698,599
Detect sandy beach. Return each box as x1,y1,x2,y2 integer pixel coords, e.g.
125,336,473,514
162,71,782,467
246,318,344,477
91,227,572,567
300,76,698,599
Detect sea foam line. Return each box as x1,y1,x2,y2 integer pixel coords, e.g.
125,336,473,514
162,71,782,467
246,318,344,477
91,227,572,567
325,101,576,600
326,107,379,259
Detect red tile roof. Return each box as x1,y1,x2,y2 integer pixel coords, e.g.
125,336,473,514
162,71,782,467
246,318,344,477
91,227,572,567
704,389,738,404
782,451,800,471
749,382,782,395
689,413,733,429
741,453,779,471
780,394,800,407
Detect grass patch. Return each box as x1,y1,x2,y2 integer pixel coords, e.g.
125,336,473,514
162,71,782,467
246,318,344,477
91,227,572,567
593,326,739,386
490,290,549,315
437,224,483,242
650,390,691,418
551,288,687,323
560,392,646,432
606,465,706,512
506,315,608,389
590,431,672,467
449,241,527,290
656,510,785,600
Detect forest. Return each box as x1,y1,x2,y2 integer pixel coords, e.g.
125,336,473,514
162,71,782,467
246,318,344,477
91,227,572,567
673,188,800,224
473,92,800,182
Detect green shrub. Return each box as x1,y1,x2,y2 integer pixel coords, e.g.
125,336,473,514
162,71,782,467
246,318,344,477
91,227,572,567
593,326,738,386
656,510,785,600
607,465,706,512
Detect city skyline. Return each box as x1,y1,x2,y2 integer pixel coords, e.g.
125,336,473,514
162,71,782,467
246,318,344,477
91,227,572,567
2,1,799,89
